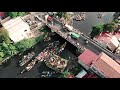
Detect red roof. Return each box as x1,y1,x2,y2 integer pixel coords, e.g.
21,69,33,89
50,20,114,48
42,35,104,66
0,12,5,17
91,52,120,78
47,16,53,21
78,49,97,67
83,73,98,78
95,32,120,45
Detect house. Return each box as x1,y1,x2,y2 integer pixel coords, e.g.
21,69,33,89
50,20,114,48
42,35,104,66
107,36,119,52
90,52,120,78
78,49,98,68
1,17,31,42
95,32,120,52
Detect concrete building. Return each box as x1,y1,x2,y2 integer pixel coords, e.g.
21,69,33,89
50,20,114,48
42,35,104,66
90,52,120,78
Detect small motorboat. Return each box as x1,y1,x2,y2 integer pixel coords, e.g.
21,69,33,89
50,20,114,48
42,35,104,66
19,52,35,67
20,59,37,74
25,59,37,71
57,42,67,54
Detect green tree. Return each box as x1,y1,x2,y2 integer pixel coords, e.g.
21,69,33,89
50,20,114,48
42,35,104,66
15,38,36,53
90,24,103,38
8,12,26,18
103,22,117,32
1,42,9,51
0,57,3,61
0,52,4,58
8,44,17,55
59,70,72,78
56,12,66,18
0,29,11,44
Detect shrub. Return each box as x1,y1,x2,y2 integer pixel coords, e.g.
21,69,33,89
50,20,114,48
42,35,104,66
15,38,36,53
0,52,4,58
103,22,117,32
90,24,103,37
0,29,11,44
8,12,27,18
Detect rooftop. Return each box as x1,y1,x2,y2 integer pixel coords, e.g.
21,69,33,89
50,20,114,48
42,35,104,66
2,17,31,42
95,32,120,51
78,49,98,67
91,52,120,78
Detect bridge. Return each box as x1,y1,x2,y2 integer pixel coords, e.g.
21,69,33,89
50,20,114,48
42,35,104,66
34,14,120,61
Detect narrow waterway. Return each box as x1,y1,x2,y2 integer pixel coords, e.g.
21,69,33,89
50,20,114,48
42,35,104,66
0,31,77,78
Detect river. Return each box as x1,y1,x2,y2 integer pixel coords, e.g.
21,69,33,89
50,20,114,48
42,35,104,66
73,12,115,36
0,32,77,78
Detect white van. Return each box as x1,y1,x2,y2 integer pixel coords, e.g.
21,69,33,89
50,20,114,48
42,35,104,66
64,24,73,31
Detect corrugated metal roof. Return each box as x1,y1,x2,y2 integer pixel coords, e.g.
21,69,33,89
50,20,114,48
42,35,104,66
2,17,30,42
78,49,97,67
91,52,120,78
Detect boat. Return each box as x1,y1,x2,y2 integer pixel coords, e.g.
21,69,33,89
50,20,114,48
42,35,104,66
19,52,35,66
45,54,68,73
20,59,37,74
25,59,37,71
35,41,60,62
57,42,67,55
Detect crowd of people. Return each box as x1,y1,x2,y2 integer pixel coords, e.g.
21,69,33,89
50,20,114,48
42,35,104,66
45,54,68,72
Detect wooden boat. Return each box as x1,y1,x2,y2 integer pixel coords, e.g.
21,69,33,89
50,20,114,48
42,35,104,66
57,42,67,55
20,59,37,74
25,59,37,71
35,41,59,62
45,54,68,73
19,52,35,67
44,33,51,41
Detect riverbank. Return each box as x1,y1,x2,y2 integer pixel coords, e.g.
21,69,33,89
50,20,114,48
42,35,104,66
0,26,48,65
0,27,82,78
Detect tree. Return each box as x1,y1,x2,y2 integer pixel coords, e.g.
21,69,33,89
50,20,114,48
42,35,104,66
0,29,11,44
15,38,36,53
103,22,117,32
90,24,103,38
56,12,73,25
8,44,17,55
59,70,72,78
8,12,26,18
1,42,17,56
56,12,66,18
0,52,4,58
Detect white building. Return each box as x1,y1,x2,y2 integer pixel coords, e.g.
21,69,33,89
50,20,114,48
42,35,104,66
2,17,31,42
107,36,119,52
